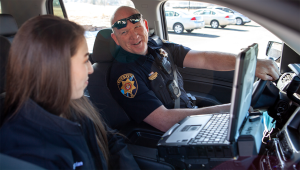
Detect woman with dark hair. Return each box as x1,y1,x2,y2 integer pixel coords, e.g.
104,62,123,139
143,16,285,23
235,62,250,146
0,15,140,169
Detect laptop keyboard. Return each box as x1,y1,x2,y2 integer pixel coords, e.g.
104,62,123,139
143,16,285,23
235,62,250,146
189,113,230,145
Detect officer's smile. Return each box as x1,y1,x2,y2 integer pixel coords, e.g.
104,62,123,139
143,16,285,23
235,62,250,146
133,41,141,45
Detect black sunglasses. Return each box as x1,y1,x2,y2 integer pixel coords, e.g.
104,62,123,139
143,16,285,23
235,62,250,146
112,14,142,29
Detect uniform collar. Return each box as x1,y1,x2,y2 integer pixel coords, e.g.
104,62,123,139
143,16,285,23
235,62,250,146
115,47,153,66
115,47,141,63
114,37,161,66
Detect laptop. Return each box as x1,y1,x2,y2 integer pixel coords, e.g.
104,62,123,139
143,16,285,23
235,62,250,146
157,43,258,159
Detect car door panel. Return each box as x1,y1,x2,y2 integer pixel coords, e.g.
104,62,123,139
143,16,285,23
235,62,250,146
178,67,234,104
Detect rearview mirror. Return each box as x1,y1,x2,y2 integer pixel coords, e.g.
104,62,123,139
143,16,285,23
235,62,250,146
266,41,283,62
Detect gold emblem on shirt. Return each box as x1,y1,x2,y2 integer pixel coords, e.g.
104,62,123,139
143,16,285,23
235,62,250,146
148,72,158,80
117,73,138,98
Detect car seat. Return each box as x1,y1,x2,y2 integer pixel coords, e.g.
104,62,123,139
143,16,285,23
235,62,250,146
0,35,10,95
0,14,18,125
87,28,131,130
0,14,18,43
0,35,10,126
0,14,17,94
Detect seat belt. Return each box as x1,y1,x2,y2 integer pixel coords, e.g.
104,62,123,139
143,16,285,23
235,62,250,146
151,35,181,109
172,64,180,109
172,65,180,108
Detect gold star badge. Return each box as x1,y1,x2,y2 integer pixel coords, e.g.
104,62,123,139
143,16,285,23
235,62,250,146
121,78,136,95
117,73,138,98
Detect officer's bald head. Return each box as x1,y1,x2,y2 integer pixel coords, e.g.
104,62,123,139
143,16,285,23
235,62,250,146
110,6,149,56
111,6,140,27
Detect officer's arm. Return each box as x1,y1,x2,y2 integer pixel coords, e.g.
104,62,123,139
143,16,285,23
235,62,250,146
183,50,236,71
143,104,231,132
183,50,280,80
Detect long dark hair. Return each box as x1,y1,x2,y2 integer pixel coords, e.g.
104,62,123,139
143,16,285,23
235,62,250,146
4,15,109,163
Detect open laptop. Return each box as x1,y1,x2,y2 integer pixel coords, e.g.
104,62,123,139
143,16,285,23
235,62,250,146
157,43,258,158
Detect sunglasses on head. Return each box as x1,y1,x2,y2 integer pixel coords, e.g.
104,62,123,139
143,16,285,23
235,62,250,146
112,14,142,29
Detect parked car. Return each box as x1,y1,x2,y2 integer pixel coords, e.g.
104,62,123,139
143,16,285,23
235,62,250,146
165,10,205,34
193,9,236,28
208,6,251,25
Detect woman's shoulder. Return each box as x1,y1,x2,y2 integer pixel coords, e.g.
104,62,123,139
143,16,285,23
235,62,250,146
0,99,85,160
1,99,83,136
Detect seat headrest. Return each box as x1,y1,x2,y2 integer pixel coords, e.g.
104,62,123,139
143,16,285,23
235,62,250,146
92,28,120,63
0,35,10,93
0,14,18,36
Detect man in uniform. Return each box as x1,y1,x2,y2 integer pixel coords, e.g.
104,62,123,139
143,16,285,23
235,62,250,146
108,6,280,132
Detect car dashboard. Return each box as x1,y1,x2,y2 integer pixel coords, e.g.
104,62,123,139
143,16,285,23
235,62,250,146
257,43,300,170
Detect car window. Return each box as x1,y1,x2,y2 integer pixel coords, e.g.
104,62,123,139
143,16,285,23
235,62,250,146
0,1,3,14
165,11,169,17
53,0,64,18
224,8,233,13
164,1,281,59
225,9,231,13
62,0,134,52
174,12,179,17
193,10,202,15
202,10,211,15
166,11,174,17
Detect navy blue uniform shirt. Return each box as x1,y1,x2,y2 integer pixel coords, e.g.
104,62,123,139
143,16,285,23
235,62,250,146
109,38,191,123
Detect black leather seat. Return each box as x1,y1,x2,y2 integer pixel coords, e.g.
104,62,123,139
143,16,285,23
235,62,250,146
0,14,17,94
0,14,18,43
87,28,131,130
0,35,9,126
0,14,18,125
0,35,10,94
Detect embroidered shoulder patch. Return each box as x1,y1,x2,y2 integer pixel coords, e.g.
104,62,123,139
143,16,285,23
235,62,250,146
117,73,138,98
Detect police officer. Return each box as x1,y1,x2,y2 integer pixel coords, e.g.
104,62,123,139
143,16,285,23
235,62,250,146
109,6,280,132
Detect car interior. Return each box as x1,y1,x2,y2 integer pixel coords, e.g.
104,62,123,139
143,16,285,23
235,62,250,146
0,0,300,169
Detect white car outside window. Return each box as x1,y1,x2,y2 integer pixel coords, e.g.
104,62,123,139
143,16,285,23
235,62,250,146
213,7,251,25
193,9,236,29
165,10,205,34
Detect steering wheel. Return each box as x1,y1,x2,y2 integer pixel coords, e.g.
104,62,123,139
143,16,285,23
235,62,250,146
251,79,268,107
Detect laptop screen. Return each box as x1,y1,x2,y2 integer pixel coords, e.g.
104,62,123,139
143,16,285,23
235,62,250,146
228,43,258,142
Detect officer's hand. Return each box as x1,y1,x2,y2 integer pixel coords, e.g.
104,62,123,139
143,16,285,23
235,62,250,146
248,106,254,112
255,59,280,81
